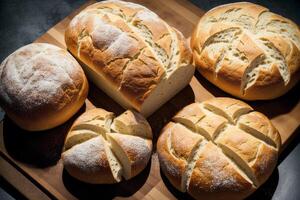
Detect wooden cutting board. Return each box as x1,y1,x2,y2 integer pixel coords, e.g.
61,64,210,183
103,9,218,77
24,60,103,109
0,0,299,199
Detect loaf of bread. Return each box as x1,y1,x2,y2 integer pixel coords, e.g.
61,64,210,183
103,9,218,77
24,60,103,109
62,108,152,184
0,43,88,131
191,2,300,100
157,97,281,200
65,0,194,117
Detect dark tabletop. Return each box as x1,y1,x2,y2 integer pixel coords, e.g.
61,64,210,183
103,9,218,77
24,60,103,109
0,0,300,199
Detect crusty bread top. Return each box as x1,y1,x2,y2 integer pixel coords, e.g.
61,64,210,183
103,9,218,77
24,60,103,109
65,0,192,108
191,2,300,95
157,97,281,199
0,43,86,119
64,108,152,149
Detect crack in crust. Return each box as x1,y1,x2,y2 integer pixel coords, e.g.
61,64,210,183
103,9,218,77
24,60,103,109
240,54,265,93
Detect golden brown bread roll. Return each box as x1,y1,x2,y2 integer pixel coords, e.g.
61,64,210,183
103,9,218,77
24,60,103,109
0,43,88,131
62,108,152,184
157,97,281,200
191,2,300,100
65,0,194,117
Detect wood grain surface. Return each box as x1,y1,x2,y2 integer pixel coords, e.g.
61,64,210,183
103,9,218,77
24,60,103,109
0,0,300,199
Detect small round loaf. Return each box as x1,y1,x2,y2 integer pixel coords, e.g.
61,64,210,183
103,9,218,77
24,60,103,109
0,43,88,131
157,97,281,200
191,2,300,100
62,108,152,184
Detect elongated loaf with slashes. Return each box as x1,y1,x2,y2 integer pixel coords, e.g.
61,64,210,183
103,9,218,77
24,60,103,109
62,108,152,184
65,0,194,117
157,97,281,200
191,2,300,100
0,43,88,131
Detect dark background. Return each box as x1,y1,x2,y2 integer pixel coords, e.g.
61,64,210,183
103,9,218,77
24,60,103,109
0,0,300,199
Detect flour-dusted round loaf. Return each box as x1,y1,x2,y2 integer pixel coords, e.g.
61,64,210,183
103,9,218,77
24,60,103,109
62,108,152,184
0,43,88,131
157,97,281,200
65,0,194,117
191,2,300,100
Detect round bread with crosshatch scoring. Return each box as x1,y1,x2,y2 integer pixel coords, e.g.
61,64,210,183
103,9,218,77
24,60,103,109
62,108,152,184
191,2,300,100
157,97,281,200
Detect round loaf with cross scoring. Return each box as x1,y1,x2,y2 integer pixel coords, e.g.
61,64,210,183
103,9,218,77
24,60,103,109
191,2,300,100
157,97,281,200
62,108,152,184
65,0,194,117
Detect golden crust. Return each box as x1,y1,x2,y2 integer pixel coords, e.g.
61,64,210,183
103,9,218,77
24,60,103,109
172,102,205,130
157,123,184,191
107,132,152,179
238,111,281,149
0,43,88,131
157,122,203,192
62,136,118,184
188,142,255,200
65,1,193,112
111,110,152,139
72,108,114,125
191,2,300,100
157,97,281,199
170,123,204,161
